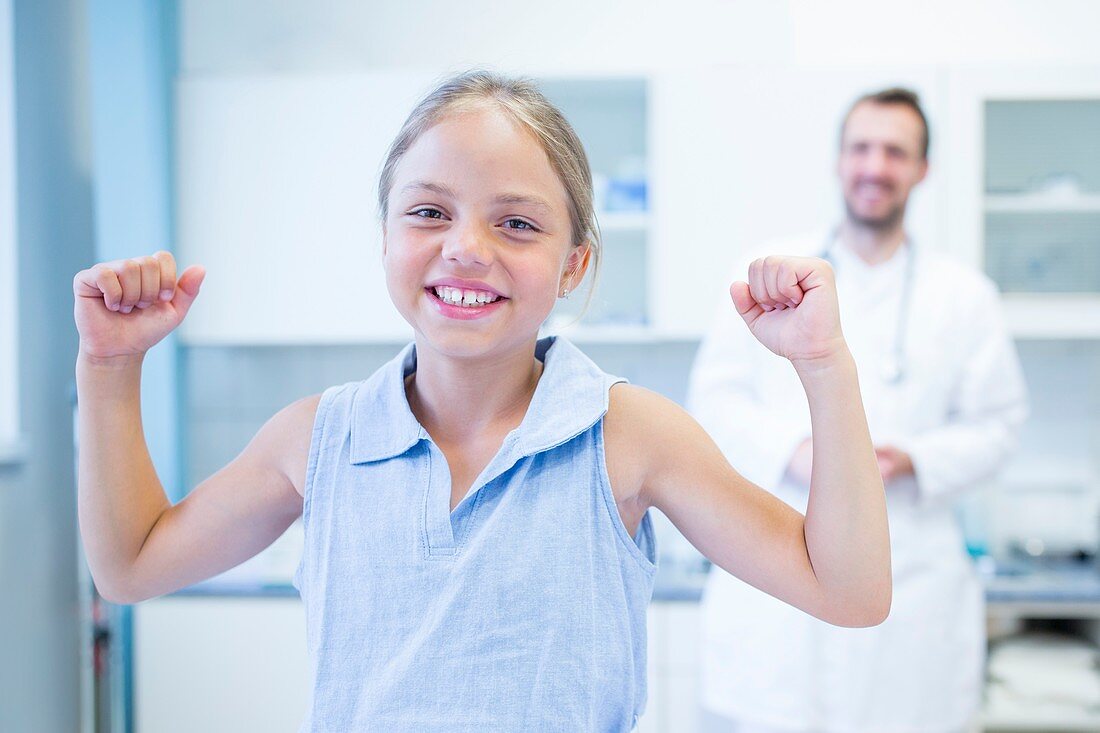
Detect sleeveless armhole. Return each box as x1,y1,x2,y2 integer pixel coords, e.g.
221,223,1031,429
292,383,346,593
594,417,658,576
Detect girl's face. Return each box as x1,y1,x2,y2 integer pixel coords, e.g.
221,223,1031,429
382,106,588,360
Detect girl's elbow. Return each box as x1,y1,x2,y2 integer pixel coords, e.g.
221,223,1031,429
844,586,892,628
822,583,892,628
95,579,138,605
847,599,891,628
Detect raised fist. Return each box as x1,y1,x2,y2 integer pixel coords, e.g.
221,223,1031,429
730,255,846,365
73,251,205,362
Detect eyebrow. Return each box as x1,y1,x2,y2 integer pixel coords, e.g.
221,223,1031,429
492,193,554,213
401,181,555,213
401,180,458,198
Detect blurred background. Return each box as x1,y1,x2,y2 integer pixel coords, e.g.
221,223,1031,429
2,0,1100,731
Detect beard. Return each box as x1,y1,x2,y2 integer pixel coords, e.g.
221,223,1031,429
844,197,907,231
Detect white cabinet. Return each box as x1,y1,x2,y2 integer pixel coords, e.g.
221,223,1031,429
177,72,660,345
177,67,960,345
638,602,703,732
174,66,1100,345
176,72,432,344
134,595,699,732
134,596,308,733
945,68,1100,339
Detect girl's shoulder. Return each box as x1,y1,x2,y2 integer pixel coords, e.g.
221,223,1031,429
602,383,692,505
604,382,701,454
604,382,732,512
261,393,325,498
604,382,678,432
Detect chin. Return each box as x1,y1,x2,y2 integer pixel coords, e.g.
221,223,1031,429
847,204,905,231
420,328,496,356
414,320,536,362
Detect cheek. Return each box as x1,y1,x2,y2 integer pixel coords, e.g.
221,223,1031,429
881,166,911,191
901,167,924,187
503,252,561,302
838,161,859,185
382,237,428,297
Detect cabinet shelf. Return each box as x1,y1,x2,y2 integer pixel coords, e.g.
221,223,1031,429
982,716,1100,733
1004,294,1100,339
986,193,1100,213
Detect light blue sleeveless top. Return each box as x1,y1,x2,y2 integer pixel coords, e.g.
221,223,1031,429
293,336,658,732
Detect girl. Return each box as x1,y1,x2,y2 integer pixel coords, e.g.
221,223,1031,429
73,71,890,732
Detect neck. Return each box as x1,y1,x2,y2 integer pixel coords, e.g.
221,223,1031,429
838,218,907,265
405,336,544,444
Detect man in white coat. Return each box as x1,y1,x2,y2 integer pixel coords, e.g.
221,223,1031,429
689,88,1029,733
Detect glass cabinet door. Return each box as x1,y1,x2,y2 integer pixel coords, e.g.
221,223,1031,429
537,77,650,337
984,99,1100,294
947,69,1100,339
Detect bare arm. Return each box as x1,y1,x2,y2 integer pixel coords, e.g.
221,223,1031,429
127,395,316,601
73,251,314,604
77,352,315,602
76,351,167,602
685,281,812,490
621,371,889,627
639,256,890,627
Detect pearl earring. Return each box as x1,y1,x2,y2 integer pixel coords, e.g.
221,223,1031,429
560,288,571,299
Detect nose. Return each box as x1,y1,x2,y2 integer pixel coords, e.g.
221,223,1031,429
863,146,889,177
441,219,493,269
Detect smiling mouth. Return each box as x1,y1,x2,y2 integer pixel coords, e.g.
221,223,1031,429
856,182,893,196
426,285,509,309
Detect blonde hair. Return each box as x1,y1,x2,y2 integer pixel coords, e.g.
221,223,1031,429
377,70,601,308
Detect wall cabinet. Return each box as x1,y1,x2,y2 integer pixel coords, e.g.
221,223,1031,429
177,67,951,345
945,68,1100,339
177,67,1100,344
176,72,432,344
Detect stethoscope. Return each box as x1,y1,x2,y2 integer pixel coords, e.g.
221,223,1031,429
819,229,915,384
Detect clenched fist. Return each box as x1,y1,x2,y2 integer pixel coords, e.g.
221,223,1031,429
731,255,847,365
73,251,205,362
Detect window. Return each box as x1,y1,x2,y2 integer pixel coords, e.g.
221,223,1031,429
0,0,21,463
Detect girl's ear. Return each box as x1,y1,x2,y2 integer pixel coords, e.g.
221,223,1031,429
560,241,592,293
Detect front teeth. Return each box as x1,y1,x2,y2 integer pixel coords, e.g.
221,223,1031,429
433,286,501,307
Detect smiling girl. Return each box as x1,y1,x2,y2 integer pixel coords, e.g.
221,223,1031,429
73,71,891,732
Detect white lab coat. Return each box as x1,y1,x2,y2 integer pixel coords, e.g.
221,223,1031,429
687,233,1029,733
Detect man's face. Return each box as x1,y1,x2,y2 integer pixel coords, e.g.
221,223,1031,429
837,102,928,230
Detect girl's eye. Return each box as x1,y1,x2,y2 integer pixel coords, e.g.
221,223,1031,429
410,208,444,220
503,218,537,232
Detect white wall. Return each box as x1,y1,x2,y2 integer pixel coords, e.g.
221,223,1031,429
178,0,1100,74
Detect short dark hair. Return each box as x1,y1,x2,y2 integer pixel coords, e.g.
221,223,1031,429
841,87,930,160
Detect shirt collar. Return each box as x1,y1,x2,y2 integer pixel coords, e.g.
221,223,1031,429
349,336,620,465
348,341,423,464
